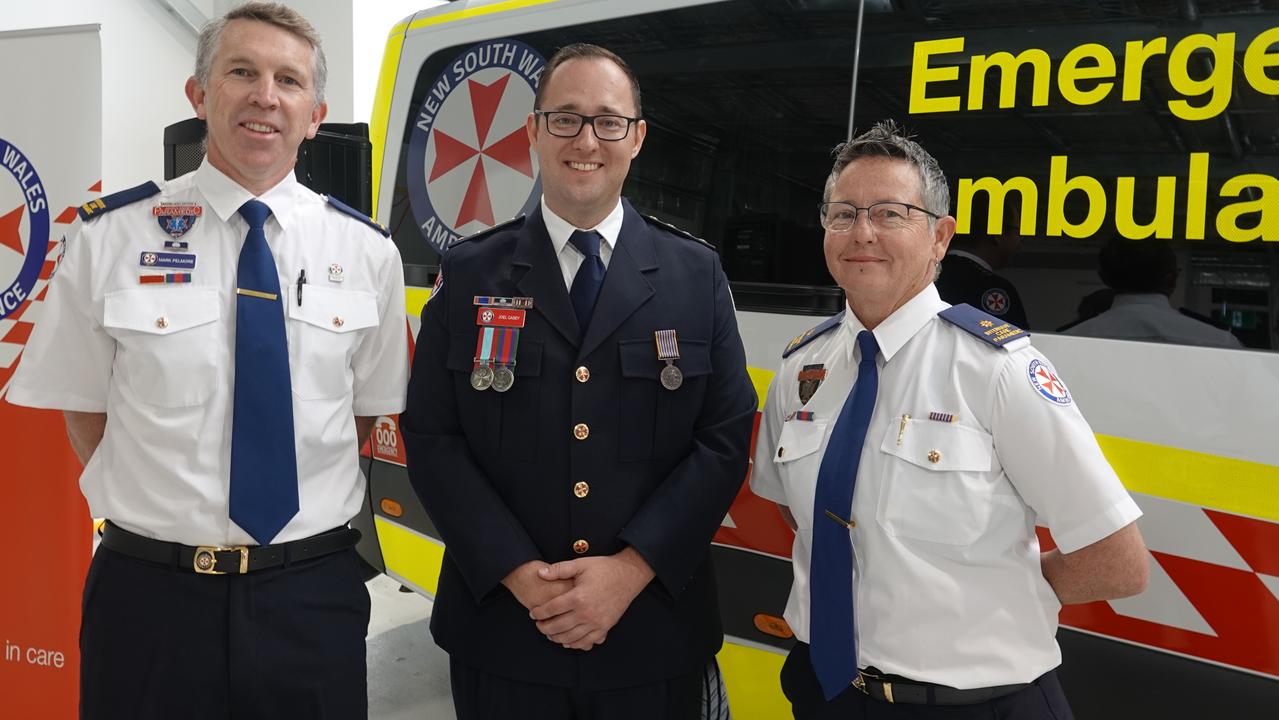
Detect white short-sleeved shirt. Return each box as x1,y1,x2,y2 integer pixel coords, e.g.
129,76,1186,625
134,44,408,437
1064,293,1242,348
750,284,1141,689
8,161,409,545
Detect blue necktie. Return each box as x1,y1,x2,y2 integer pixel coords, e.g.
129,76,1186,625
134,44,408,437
568,229,605,332
230,199,299,545
810,329,879,700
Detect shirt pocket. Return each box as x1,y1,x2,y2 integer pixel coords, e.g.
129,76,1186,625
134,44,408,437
771,419,828,531
286,285,379,400
875,419,998,546
617,337,712,461
102,286,221,407
444,332,543,459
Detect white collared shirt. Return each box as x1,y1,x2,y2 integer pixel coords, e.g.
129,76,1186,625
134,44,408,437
750,284,1141,689
8,160,409,545
1064,293,1242,349
540,197,624,291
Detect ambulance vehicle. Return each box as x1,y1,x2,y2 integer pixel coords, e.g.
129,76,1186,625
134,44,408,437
355,1,1279,717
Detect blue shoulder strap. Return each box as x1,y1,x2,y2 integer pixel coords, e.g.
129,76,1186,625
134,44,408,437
939,304,1029,348
324,195,389,237
77,181,161,221
783,311,845,358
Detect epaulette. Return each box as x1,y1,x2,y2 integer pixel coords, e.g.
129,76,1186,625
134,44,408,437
448,215,525,249
643,214,714,250
783,311,844,358
939,304,1029,349
324,195,389,237
77,181,161,221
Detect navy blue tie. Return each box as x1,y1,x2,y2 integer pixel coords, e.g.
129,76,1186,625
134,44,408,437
568,230,605,332
230,199,298,545
810,329,879,700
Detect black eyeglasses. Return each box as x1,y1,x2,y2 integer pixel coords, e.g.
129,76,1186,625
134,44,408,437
534,110,641,141
819,201,940,233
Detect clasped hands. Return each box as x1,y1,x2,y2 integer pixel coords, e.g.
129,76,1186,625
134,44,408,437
501,546,655,652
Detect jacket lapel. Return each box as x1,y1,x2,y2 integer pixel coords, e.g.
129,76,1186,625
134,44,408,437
513,205,580,347
579,200,658,359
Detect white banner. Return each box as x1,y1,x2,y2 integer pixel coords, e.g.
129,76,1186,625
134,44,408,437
0,23,100,720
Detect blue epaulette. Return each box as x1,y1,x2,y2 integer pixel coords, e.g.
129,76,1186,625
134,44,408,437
939,304,1029,349
324,195,389,237
643,214,714,250
783,311,844,358
77,181,161,221
449,215,525,250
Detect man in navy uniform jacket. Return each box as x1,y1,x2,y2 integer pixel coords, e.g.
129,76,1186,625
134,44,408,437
401,43,757,720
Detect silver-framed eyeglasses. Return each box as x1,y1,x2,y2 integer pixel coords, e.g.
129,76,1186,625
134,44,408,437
819,201,940,232
534,110,641,141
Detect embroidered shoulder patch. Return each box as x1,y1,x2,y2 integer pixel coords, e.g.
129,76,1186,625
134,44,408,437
78,181,161,221
783,311,845,358
1027,358,1072,405
939,304,1027,349
324,195,389,237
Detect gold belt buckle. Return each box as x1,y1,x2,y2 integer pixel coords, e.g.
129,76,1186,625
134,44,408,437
193,545,250,574
852,672,868,694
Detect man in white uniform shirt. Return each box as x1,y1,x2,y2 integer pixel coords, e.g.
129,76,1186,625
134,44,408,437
750,121,1148,719
6,4,407,718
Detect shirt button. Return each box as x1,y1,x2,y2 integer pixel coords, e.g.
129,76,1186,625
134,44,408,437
332,316,344,328
575,366,590,383
572,539,590,554
155,316,168,329
573,481,589,498
777,447,785,458
927,449,942,464
573,423,590,440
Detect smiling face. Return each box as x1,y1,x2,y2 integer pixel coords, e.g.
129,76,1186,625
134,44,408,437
185,19,327,196
824,156,955,328
526,57,646,228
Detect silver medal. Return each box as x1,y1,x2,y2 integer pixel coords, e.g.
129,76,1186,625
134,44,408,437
660,362,683,391
492,366,515,393
470,365,495,391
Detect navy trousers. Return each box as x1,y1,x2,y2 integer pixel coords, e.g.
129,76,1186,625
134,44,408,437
450,656,706,720
781,642,1075,720
80,543,370,719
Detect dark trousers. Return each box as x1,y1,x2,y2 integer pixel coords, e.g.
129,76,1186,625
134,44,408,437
450,656,705,720
80,543,371,720
781,642,1074,720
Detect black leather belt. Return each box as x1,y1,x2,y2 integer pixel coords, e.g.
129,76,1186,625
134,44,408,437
852,668,1030,706
100,521,361,575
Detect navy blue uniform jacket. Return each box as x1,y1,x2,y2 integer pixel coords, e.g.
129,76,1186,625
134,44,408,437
401,200,757,691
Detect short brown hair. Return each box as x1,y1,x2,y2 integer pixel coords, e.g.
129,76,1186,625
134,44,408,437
534,43,642,117
194,1,327,106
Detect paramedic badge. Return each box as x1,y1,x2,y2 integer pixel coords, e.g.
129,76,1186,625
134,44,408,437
153,203,201,239
1027,358,1071,405
406,39,546,252
981,288,1010,316
0,137,50,324
797,364,826,404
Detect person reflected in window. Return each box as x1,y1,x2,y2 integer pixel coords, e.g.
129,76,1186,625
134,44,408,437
1064,238,1242,349
936,201,1030,328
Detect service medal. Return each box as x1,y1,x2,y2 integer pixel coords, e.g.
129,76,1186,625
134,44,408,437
470,365,495,391
660,363,683,391
492,366,515,392
654,329,682,391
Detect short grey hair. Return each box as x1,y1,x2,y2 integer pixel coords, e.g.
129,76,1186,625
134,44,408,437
823,120,949,219
194,2,327,106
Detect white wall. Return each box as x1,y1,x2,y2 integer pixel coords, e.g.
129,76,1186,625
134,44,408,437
0,0,207,192
1,0,446,194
